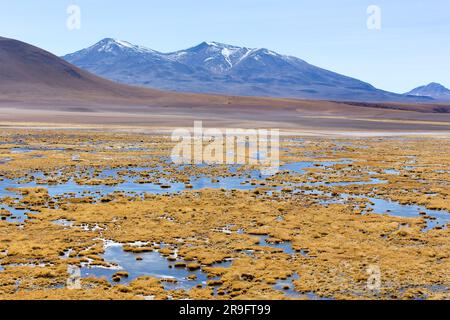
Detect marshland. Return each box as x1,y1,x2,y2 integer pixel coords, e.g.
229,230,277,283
0,129,448,300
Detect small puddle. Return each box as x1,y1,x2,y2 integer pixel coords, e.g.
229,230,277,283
52,219,74,227
305,177,387,187
273,273,300,297
0,204,34,223
280,159,353,174
258,235,295,254
0,158,12,164
384,169,400,175
11,147,65,154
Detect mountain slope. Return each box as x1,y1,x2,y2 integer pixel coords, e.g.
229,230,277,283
63,39,420,102
0,36,170,103
405,83,450,101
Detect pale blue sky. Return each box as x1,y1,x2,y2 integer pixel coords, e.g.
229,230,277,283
1,0,449,93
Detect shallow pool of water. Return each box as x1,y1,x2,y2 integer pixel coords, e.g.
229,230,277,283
366,197,449,231
258,235,295,254
81,243,231,291
10,147,65,154
279,159,353,174
0,204,32,223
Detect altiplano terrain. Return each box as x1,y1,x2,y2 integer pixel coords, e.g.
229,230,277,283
0,35,449,301
0,130,448,300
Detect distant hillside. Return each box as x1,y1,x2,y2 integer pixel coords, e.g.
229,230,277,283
405,83,450,101
0,36,171,104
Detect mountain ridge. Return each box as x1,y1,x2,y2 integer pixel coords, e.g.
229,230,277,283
63,38,430,103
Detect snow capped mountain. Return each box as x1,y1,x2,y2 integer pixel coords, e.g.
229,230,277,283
167,41,255,73
63,39,425,102
75,38,157,55
405,83,450,101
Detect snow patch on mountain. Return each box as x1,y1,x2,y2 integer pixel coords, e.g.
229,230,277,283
86,38,156,55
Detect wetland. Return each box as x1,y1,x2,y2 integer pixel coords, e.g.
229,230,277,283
0,129,448,300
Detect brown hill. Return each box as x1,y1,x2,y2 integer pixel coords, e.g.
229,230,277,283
0,36,169,101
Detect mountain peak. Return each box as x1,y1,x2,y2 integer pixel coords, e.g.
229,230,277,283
167,41,256,71
98,37,117,44
87,38,155,55
424,82,447,89
406,82,450,101
188,41,246,51
203,41,223,47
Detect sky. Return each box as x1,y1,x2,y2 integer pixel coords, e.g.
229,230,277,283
1,0,449,93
